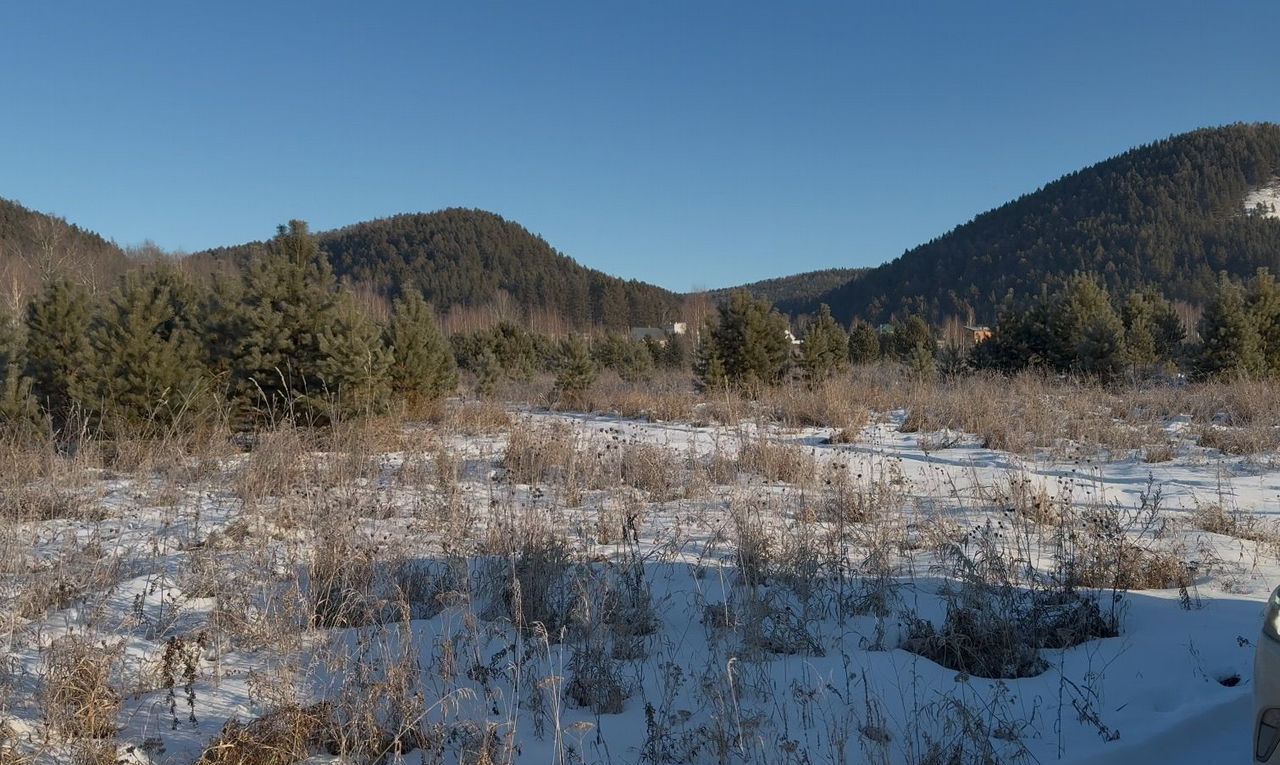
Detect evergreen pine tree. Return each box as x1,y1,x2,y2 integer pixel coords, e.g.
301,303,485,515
83,270,205,429
24,278,93,426
1076,312,1127,381
1196,273,1264,378
693,318,727,392
847,320,881,365
314,295,393,420
1051,274,1120,372
552,336,598,409
608,337,654,383
971,302,1039,372
1248,269,1280,373
696,291,790,389
0,305,40,433
197,272,245,378
894,316,933,360
230,221,339,423
660,332,690,370
474,346,501,398
385,290,457,407
0,304,22,376
1149,294,1186,363
1120,291,1158,370
905,343,937,383
487,321,540,381
799,304,848,383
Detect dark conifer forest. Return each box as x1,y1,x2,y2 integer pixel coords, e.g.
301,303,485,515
786,123,1280,324
199,209,683,331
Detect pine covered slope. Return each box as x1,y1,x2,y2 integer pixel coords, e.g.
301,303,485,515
203,208,681,330
795,123,1280,324
710,267,865,309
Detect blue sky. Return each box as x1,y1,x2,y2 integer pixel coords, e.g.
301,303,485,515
2,2,1278,291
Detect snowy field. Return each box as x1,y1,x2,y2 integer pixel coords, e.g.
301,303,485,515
2,401,1277,764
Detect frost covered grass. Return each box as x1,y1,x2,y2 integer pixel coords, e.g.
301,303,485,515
1,381,1279,764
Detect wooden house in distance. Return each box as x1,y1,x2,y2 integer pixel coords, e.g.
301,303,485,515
629,322,688,346
965,325,992,345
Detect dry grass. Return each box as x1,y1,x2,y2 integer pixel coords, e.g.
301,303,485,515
1191,501,1280,547
434,399,513,435
1141,441,1177,463
763,381,870,431
5,369,1279,763
1196,424,1280,456
736,435,816,484
196,703,333,765
500,420,580,486
0,485,81,523
0,724,28,765
41,636,123,741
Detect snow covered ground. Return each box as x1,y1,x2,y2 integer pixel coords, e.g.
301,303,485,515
2,405,1277,764
1246,180,1280,220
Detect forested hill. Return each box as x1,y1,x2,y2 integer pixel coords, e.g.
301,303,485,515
797,123,1280,325
202,208,682,330
710,267,865,308
0,197,129,294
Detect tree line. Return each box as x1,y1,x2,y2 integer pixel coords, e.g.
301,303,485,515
0,220,698,437
696,272,1280,389
1,222,459,435
4,220,1275,443
972,269,1280,380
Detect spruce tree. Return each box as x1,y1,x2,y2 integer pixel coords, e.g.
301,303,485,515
905,343,937,383
83,270,205,429
552,336,598,409
474,346,501,398
696,291,790,389
385,290,457,407
0,305,40,433
315,295,393,421
892,315,933,360
799,304,848,383
1076,312,1127,381
660,332,690,370
592,333,654,381
1149,294,1185,363
1120,291,1158,370
1248,269,1280,373
24,278,93,426
847,320,881,365
693,319,727,392
230,221,338,423
1051,274,1119,371
1196,274,1263,378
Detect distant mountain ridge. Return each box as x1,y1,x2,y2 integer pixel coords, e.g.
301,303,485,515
789,123,1280,324
709,268,865,310
200,209,683,330
6,124,1280,331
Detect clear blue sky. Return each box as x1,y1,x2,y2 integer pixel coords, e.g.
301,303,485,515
2,2,1278,292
